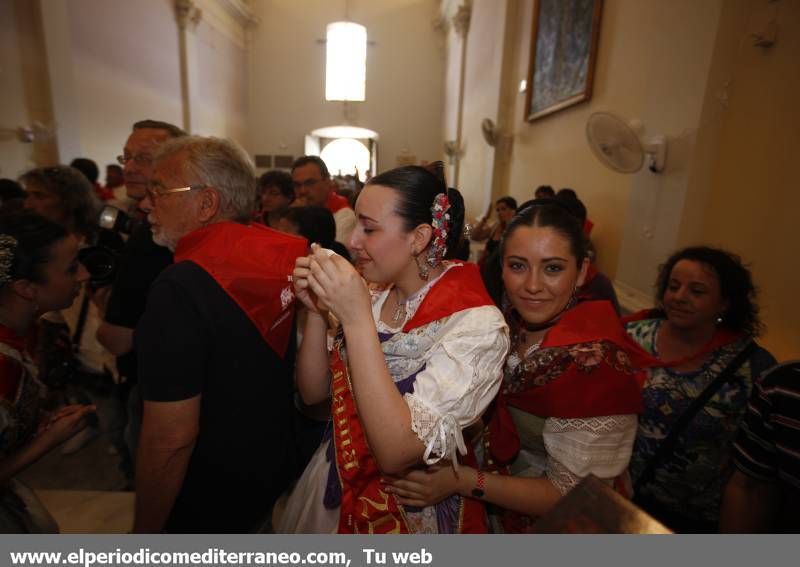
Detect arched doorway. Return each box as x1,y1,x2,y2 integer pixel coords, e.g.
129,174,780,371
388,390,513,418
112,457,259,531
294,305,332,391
320,138,370,180
305,125,378,182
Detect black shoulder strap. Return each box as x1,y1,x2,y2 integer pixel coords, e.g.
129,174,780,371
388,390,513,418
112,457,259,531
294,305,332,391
72,292,91,347
634,340,757,494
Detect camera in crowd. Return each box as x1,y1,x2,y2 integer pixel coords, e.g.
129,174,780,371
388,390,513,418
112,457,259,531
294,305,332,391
78,205,134,288
98,205,136,235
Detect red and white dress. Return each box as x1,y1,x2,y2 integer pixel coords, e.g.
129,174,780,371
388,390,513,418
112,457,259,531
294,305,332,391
277,262,509,533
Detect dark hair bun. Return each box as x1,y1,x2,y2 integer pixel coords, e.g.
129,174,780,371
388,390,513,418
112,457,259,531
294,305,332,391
444,187,465,259
421,161,446,185
367,164,466,260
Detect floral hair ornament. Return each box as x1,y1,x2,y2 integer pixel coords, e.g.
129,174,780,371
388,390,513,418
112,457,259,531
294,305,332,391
427,191,451,270
0,235,18,286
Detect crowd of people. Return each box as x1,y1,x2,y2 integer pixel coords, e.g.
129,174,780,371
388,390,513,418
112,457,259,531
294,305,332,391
0,119,796,534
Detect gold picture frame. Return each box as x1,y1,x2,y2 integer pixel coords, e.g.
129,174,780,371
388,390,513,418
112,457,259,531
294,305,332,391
525,0,603,122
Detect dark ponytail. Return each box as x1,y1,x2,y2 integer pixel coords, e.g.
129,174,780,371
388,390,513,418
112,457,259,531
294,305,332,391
443,187,465,259
367,162,466,259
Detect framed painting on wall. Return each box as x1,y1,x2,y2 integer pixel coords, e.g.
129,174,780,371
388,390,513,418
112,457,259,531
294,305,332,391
525,0,603,122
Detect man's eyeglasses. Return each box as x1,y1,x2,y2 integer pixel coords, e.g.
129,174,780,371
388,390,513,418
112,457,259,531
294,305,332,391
145,184,206,201
116,154,153,166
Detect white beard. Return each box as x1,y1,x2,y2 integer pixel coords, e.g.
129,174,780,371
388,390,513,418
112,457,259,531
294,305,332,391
151,226,178,251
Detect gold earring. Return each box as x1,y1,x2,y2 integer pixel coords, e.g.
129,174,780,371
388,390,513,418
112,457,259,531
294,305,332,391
415,253,430,280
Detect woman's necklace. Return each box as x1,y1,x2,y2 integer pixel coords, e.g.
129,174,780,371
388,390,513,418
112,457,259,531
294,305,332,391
392,288,408,323
516,328,544,357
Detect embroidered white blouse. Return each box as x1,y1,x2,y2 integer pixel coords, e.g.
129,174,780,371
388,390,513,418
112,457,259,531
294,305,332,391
370,264,509,465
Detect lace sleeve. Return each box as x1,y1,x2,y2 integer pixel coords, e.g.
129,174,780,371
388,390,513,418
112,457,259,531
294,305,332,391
404,392,467,465
543,415,638,484
402,306,509,465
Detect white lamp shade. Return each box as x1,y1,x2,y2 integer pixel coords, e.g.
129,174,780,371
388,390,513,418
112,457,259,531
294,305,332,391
326,22,367,102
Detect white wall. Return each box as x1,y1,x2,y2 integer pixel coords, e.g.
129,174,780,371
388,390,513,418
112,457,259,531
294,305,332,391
192,18,248,144
613,0,724,295
442,0,800,357
678,0,800,360
31,0,249,172
247,0,445,174
38,0,183,169
443,0,725,280
0,0,57,178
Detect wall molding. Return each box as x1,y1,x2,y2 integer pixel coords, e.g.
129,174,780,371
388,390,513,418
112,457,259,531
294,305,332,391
217,0,259,27
194,0,259,48
452,3,472,38
440,0,466,21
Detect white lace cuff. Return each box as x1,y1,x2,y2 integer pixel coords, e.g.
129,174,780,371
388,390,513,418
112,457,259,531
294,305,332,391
404,392,467,465
546,455,583,495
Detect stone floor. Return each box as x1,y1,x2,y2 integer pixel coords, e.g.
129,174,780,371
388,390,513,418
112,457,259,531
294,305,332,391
34,490,134,534
18,429,134,533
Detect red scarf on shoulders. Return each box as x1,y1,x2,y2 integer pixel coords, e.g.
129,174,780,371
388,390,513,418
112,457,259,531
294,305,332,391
622,309,742,364
334,263,494,533
488,301,653,465
489,303,746,464
325,191,351,214
174,222,307,359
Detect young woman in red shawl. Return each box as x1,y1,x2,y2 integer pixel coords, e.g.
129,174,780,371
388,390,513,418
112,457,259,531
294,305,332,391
0,212,96,532
386,200,650,532
277,165,508,534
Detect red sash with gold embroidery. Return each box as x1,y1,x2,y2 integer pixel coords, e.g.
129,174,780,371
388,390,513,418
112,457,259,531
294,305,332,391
333,263,495,533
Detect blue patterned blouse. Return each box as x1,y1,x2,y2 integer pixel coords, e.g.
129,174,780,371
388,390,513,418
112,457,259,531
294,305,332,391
625,318,774,530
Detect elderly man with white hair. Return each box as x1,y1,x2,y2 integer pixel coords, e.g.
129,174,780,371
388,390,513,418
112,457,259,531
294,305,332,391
132,136,306,533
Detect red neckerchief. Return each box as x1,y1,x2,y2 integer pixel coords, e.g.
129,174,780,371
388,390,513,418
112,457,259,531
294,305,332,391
325,191,351,214
621,309,743,367
334,263,494,534
488,300,652,465
403,262,494,331
174,222,307,359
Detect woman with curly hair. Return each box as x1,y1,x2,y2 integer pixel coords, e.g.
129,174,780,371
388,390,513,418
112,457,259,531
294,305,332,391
624,246,776,532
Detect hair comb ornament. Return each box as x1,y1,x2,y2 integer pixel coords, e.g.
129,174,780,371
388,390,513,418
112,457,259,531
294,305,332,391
427,192,451,269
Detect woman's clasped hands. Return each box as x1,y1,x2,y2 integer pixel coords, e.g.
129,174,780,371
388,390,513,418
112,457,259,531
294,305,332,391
292,243,372,326
383,464,467,508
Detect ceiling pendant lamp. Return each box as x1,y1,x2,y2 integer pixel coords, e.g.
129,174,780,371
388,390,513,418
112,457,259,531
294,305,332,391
325,21,367,102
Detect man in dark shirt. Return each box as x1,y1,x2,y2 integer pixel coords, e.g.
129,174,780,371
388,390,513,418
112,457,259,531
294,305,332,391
96,120,184,473
133,135,306,533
